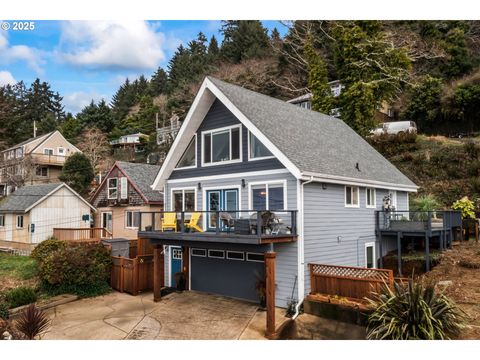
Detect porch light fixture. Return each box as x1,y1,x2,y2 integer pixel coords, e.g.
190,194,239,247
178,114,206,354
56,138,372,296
197,182,201,190
241,179,246,188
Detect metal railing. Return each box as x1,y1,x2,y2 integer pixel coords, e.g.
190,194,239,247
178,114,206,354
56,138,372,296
138,210,298,238
375,210,462,232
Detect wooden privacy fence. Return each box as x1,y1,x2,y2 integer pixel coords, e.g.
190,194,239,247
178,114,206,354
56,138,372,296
53,227,112,241
111,255,154,295
309,263,394,300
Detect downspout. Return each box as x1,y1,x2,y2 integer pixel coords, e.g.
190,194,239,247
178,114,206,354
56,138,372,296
292,175,314,320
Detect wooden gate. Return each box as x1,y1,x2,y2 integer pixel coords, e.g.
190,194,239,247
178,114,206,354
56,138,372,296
111,255,154,295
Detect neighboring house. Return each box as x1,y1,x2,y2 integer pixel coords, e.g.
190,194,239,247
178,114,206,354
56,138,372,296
288,80,397,121
110,133,148,158
0,183,95,251
0,131,81,196
138,76,417,310
90,161,163,240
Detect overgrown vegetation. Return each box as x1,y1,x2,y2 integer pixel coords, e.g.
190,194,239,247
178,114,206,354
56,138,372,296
4,286,37,309
366,280,465,340
0,253,38,281
34,240,112,297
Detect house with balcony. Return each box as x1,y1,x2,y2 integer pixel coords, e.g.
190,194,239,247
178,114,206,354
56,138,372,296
0,130,81,196
137,76,420,336
110,133,149,162
90,161,163,240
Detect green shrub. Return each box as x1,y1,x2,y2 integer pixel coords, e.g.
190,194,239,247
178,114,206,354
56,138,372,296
0,301,9,320
37,242,112,297
30,238,66,264
452,196,476,219
366,280,465,340
410,194,440,212
5,286,37,309
463,140,479,158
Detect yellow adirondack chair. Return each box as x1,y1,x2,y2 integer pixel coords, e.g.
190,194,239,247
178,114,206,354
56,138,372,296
185,212,203,232
161,212,177,232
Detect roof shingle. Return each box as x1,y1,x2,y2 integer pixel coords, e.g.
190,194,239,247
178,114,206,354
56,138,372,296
117,162,163,202
0,183,62,213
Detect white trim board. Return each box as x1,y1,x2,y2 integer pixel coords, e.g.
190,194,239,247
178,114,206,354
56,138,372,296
166,168,290,184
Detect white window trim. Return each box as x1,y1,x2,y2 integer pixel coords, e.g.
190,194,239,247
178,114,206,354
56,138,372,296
389,190,398,209
366,187,377,209
191,248,207,257
125,210,140,229
170,187,197,212
0,214,5,228
57,147,66,156
345,186,360,208
36,166,48,177
226,250,245,261
174,134,197,170
208,249,225,259
247,130,275,162
365,242,376,269
107,177,118,200
201,124,242,167
247,180,287,212
43,148,54,155
246,252,264,263
16,215,24,229
201,185,241,230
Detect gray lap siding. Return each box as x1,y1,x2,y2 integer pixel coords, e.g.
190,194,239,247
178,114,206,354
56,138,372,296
164,171,298,308
302,182,409,295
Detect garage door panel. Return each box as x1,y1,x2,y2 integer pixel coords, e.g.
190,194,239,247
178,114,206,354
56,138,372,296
191,256,264,302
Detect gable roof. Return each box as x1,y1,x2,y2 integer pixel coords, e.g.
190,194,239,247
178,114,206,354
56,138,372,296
0,183,95,213
152,76,417,192
91,161,163,204
116,161,163,203
2,132,53,152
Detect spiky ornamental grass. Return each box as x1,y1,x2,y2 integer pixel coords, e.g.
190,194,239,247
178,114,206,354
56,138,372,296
366,280,465,340
15,304,50,340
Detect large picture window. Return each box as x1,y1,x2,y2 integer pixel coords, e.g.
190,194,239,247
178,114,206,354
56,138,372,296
203,126,241,165
172,189,196,212
248,131,273,160
250,182,285,211
176,136,196,168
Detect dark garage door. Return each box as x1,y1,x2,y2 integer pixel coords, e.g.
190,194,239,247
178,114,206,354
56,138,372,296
191,249,265,302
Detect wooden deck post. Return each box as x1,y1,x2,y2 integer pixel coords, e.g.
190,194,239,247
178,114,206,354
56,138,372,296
153,245,164,302
397,232,402,276
182,246,190,290
265,251,276,339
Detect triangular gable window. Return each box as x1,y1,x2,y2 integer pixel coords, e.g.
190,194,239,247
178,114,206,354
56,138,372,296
176,136,196,169
248,131,273,160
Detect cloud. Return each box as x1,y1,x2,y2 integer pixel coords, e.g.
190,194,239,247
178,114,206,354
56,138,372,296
0,70,16,86
0,30,44,74
58,21,167,71
63,91,108,114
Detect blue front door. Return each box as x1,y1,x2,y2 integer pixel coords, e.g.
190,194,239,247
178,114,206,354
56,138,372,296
206,189,238,231
171,246,183,279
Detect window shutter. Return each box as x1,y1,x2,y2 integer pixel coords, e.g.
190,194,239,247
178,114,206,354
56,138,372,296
120,177,128,199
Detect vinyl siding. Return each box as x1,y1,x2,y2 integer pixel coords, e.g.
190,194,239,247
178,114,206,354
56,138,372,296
169,99,284,180
303,183,409,295
164,171,298,308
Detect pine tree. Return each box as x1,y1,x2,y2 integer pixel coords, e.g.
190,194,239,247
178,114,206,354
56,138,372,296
208,35,220,60
76,99,114,133
304,37,335,114
149,67,168,96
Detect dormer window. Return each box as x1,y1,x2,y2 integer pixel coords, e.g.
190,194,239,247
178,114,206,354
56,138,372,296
202,125,241,166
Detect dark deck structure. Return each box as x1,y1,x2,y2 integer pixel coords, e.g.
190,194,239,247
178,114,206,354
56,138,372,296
375,210,462,274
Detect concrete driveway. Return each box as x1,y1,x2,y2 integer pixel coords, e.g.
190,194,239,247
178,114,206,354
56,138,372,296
43,290,261,340
42,290,365,340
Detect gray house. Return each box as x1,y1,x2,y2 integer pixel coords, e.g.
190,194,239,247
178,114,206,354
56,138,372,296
139,76,417,317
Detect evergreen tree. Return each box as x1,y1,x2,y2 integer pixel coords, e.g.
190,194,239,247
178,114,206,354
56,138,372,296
149,67,168,96
442,27,473,79
111,78,137,122
208,35,220,60
304,37,335,114
220,21,270,63
58,113,82,142
59,152,94,194
76,99,114,133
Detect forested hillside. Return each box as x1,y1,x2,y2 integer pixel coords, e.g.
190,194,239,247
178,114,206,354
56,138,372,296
1,20,480,205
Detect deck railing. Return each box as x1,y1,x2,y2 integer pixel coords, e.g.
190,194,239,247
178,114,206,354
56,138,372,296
375,210,462,233
138,210,298,238
53,227,113,241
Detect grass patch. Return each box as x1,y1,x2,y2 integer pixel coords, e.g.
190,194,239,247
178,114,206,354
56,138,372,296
0,253,38,280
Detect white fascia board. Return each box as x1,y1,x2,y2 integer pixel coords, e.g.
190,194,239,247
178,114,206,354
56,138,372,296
205,78,302,179
300,171,418,192
151,80,215,190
